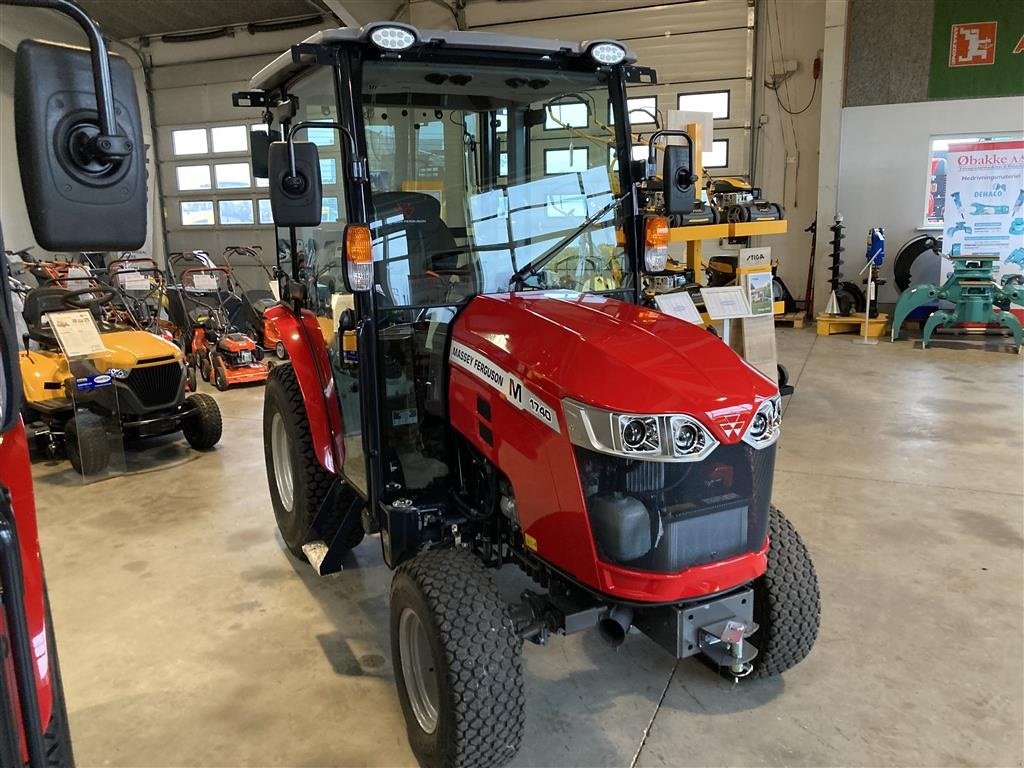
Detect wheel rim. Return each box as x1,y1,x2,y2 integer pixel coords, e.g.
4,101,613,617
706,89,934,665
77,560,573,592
399,607,439,735
270,412,294,512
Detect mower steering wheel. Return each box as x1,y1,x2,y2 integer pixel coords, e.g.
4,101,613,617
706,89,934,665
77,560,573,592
61,286,118,311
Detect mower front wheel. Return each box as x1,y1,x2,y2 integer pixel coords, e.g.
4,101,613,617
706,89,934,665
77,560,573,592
65,413,110,476
181,393,222,450
750,506,821,678
213,359,229,392
390,548,525,768
275,341,287,360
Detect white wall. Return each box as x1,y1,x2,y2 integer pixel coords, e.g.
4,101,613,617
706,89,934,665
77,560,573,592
837,96,1024,304
751,0,825,304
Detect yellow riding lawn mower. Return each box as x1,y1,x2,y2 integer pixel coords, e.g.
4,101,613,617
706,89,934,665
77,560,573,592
707,177,785,223
18,283,223,475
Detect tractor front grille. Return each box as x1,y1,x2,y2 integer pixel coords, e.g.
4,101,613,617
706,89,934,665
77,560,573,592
123,362,183,409
574,442,775,573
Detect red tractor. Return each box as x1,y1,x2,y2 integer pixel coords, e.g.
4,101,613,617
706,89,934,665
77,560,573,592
2,0,151,762
239,22,819,768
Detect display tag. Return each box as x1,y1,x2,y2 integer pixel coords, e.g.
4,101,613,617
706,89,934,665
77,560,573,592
46,309,107,359
700,286,751,319
655,291,703,325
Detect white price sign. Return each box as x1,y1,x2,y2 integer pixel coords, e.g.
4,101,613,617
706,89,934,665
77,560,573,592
700,286,751,319
654,291,703,325
46,310,107,359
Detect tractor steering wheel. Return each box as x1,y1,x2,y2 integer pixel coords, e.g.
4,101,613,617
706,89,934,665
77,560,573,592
61,286,117,311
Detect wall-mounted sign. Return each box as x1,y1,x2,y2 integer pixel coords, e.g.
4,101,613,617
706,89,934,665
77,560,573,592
928,0,1024,99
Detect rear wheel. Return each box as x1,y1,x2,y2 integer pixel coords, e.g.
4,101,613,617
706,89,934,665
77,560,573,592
65,413,109,476
199,354,212,382
185,362,198,392
181,393,222,450
263,363,361,558
750,507,820,678
390,548,525,768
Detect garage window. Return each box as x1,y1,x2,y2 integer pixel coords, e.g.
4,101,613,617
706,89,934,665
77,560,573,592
320,158,337,185
180,200,214,226
214,163,251,189
322,197,340,223
175,165,211,191
308,127,335,146
545,102,588,130
544,148,588,174
258,199,274,224
172,128,208,156
703,139,729,169
218,199,254,225
610,96,658,126
211,125,248,153
678,91,730,120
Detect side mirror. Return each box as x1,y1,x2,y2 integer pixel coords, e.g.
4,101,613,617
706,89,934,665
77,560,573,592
268,141,323,228
663,144,696,215
15,40,146,250
251,129,281,178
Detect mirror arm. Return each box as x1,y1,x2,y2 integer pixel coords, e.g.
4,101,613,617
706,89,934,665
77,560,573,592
287,120,366,181
645,129,695,182
4,0,132,160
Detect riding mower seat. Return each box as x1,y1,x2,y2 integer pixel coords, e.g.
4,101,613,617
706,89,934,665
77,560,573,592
20,285,107,348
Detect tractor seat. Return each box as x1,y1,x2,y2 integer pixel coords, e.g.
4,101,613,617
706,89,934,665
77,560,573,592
372,191,459,271
21,286,85,347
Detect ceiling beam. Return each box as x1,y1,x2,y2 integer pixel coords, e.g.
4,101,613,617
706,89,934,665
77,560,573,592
318,0,360,28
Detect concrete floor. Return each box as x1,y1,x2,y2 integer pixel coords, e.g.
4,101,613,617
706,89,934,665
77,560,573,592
32,328,1024,767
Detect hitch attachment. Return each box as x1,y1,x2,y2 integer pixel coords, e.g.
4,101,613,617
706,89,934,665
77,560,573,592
698,618,759,677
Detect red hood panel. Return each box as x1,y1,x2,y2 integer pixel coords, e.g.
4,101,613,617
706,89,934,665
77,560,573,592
453,292,777,442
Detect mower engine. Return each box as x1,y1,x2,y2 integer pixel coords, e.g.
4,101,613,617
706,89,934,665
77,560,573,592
217,332,262,366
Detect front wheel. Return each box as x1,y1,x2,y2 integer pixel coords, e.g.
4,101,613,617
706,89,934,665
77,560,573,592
390,548,525,768
65,413,110,476
275,341,287,360
213,358,229,391
181,393,222,450
263,363,360,558
750,506,821,678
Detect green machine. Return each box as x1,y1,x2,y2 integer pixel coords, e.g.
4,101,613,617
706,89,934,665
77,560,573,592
891,254,1024,351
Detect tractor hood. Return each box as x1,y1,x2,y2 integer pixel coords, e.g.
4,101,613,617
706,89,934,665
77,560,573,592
452,292,777,442
98,330,182,369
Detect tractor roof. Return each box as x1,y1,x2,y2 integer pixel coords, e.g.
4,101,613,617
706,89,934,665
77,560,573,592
249,23,637,92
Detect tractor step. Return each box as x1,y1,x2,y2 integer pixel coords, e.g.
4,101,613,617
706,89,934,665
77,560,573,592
301,540,338,576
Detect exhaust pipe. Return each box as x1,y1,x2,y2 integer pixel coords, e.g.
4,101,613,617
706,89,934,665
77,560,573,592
597,606,634,647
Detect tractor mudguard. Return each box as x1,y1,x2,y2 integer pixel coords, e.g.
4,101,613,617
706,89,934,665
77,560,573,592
0,420,54,732
891,283,941,341
264,304,344,474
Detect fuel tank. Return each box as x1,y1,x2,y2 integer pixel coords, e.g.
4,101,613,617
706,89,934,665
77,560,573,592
448,291,778,602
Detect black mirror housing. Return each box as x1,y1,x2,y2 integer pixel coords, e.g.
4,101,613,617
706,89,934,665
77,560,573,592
662,144,696,215
15,40,147,251
268,141,323,228
251,129,281,178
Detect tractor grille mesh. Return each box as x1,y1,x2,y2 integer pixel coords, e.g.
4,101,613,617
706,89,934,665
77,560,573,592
575,443,775,573
123,362,183,408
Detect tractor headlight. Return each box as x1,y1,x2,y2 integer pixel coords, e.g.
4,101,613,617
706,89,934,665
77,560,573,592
563,399,718,462
742,397,781,448
107,368,131,380
588,42,627,65
368,24,417,51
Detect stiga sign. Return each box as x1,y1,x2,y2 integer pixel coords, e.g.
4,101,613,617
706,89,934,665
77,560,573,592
928,0,1024,99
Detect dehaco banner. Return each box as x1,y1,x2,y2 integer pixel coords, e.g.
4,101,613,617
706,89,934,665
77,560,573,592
941,140,1024,282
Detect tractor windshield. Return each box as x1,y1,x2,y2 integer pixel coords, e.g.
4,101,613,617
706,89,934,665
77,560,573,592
361,59,630,307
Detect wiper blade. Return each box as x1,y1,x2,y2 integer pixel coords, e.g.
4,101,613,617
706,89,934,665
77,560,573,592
507,192,627,291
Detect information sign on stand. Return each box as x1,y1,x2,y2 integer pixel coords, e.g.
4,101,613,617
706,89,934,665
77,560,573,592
654,292,703,325
46,310,107,359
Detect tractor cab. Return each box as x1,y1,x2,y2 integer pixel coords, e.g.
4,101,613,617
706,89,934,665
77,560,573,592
238,23,704,526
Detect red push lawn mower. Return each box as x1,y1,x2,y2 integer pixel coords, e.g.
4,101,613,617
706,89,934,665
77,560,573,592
239,22,819,768
171,267,270,391
1,0,153,761
220,245,287,359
